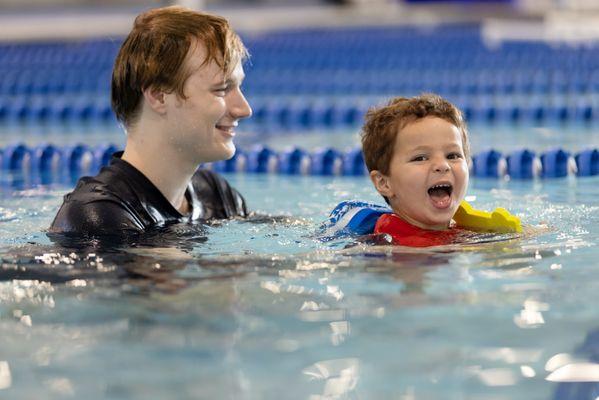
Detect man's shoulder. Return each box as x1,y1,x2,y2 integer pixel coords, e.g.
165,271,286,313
49,165,145,235
191,168,247,219
49,196,143,235
192,168,229,185
191,168,240,196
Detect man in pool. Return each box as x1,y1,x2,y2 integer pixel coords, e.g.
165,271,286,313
361,94,471,246
50,6,252,237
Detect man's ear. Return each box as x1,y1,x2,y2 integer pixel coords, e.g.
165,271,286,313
370,170,394,199
142,86,167,115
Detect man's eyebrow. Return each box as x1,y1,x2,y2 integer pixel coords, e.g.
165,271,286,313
226,74,245,85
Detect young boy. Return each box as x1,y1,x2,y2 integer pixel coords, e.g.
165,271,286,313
361,94,471,247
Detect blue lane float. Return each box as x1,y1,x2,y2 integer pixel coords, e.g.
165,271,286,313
311,148,344,176
0,95,595,128
575,149,599,177
63,144,95,174
1,143,598,180
93,143,119,171
541,148,571,178
245,145,278,173
279,147,310,175
343,148,368,176
1,143,32,171
472,150,505,178
0,96,118,125
507,149,539,180
31,144,63,173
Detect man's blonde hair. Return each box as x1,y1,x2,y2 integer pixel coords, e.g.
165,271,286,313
111,6,248,127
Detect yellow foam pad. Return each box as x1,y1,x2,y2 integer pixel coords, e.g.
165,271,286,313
453,200,522,233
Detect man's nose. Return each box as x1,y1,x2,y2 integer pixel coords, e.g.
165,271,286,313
228,90,252,120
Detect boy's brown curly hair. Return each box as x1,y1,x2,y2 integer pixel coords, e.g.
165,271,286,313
361,94,470,175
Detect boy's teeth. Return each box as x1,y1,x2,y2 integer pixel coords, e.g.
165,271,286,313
428,184,453,209
427,184,452,196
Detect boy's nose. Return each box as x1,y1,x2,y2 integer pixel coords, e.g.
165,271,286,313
433,160,450,173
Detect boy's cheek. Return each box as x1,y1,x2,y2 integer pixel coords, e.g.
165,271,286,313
460,162,470,183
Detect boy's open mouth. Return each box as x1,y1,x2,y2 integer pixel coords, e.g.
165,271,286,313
427,183,453,209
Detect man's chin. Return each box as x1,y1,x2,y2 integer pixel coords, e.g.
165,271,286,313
202,144,236,164
222,143,236,160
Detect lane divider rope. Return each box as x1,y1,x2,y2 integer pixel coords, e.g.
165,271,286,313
0,143,598,180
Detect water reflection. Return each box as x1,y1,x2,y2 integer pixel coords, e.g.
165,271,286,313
467,365,520,387
513,298,549,329
552,328,599,400
302,358,360,399
547,363,599,382
0,361,11,390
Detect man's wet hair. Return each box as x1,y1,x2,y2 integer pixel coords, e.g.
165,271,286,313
111,6,248,128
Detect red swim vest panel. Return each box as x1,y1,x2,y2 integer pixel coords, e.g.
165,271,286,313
374,213,459,247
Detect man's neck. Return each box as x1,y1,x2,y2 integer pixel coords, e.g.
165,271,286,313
121,122,198,215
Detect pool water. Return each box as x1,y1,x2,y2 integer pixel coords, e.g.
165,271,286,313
0,163,598,398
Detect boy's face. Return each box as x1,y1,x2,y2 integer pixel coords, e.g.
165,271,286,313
370,116,469,230
163,41,252,164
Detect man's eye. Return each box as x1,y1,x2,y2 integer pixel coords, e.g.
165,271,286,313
213,87,227,96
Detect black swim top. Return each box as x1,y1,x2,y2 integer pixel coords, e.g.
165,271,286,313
49,152,247,236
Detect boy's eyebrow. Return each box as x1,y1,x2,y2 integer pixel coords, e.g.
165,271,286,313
408,143,463,152
408,145,433,152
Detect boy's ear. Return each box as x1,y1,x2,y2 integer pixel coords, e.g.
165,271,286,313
142,86,168,115
369,170,394,198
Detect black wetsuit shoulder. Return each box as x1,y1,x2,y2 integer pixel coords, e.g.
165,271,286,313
49,154,247,236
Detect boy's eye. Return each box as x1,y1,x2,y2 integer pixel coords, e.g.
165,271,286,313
411,155,427,162
447,152,463,160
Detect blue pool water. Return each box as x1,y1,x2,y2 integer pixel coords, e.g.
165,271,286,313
0,146,598,398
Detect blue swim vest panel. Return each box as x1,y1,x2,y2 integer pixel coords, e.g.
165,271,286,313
319,200,391,239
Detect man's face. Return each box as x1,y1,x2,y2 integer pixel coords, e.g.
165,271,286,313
372,116,469,230
164,42,252,165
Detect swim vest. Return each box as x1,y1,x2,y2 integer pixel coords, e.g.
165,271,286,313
319,200,521,246
374,213,463,247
